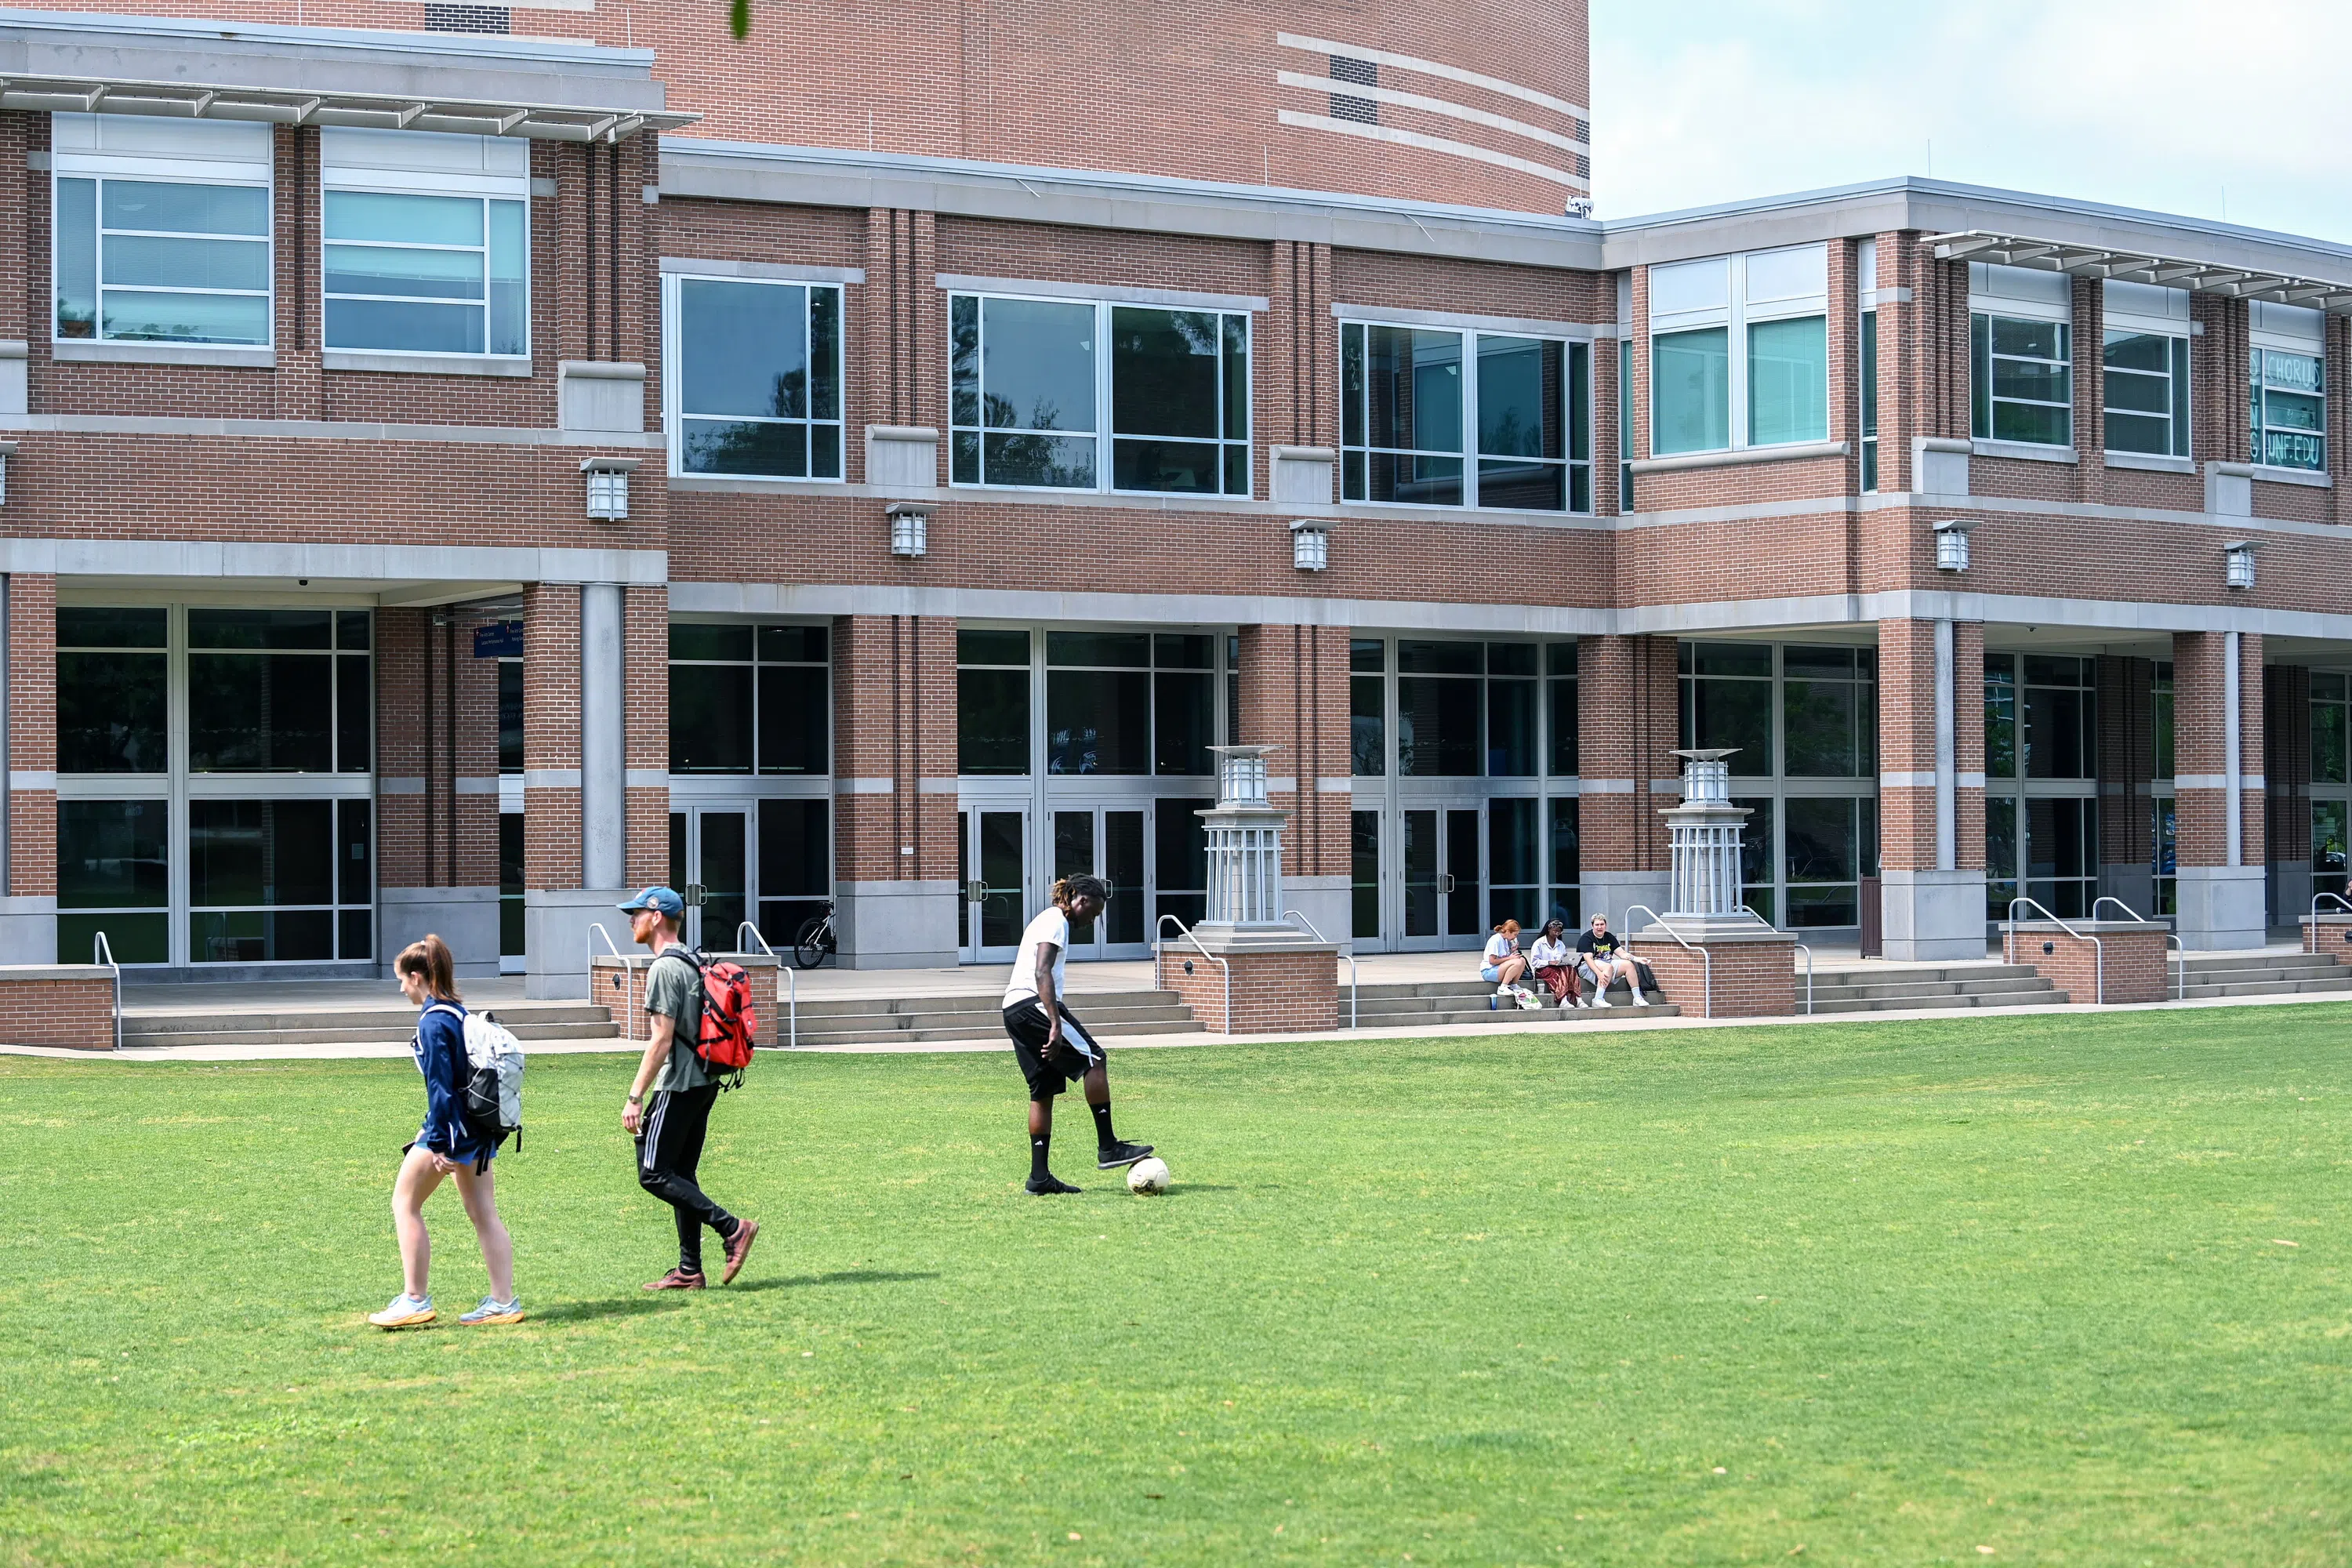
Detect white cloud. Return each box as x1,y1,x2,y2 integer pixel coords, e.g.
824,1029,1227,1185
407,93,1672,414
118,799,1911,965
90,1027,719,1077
1592,0,2352,241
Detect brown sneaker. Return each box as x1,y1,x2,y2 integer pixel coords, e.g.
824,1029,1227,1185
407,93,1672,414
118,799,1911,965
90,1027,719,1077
642,1268,706,1291
720,1218,760,1284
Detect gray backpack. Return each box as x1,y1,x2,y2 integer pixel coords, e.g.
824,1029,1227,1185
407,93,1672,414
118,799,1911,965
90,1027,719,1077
428,1003,526,1170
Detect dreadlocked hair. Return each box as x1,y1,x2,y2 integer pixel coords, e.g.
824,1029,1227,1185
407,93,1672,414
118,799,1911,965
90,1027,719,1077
1051,873,1110,909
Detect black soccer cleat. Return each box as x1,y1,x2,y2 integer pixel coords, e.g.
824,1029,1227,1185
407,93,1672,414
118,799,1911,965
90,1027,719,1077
1025,1173,1083,1195
1095,1141,1154,1171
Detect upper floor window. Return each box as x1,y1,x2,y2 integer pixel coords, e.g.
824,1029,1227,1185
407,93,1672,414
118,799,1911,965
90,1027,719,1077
2103,281,2190,459
665,275,843,479
1340,321,1590,510
1969,263,2071,449
1650,245,1828,457
949,293,1251,495
2250,301,2325,474
1857,239,1879,491
53,114,272,347
322,129,528,358
668,622,829,775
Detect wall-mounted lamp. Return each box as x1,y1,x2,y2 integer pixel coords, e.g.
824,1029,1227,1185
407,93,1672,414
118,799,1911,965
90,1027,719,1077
2224,539,2256,591
1290,517,1331,572
887,501,930,557
581,456,641,521
1932,517,1976,572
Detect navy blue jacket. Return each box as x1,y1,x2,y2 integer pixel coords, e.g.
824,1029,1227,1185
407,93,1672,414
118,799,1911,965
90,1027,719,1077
409,1000,481,1159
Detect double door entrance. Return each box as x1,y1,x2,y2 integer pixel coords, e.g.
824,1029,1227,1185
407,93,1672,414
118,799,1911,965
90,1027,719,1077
956,800,1178,963
1351,800,1561,952
668,797,832,953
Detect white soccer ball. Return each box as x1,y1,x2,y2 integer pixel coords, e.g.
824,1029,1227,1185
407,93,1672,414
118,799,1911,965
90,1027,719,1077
1127,1157,1171,1195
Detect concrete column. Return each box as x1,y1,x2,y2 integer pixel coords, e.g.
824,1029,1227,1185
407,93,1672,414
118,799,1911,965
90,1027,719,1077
1877,618,1987,958
522,582,637,997
1577,633,1678,926
830,613,958,967
0,572,56,962
2096,655,2158,916
2266,663,2313,927
376,606,502,975
2173,630,2267,949
1235,623,1351,943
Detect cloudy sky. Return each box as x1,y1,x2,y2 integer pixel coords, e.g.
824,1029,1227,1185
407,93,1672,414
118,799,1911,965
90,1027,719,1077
1590,0,2352,242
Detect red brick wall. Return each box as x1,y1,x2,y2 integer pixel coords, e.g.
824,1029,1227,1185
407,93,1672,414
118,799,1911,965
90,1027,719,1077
0,974,114,1048
1637,937,1795,1018
376,607,500,892
7,572,54,898
1878,619,1985,873
624,586,670,887
2005,924,2169,1005
1236,624,1348,882
521,583,583,892
2173,631,2265,869
1577,635,1678,876
831,615,956,886
1155,946,1335,1033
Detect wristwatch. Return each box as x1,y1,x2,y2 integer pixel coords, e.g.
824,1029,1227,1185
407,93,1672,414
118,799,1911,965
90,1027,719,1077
626,1093,643,1105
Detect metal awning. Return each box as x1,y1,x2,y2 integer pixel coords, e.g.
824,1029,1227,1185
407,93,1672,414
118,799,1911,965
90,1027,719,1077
0,73,695,140
1927,230,2352,313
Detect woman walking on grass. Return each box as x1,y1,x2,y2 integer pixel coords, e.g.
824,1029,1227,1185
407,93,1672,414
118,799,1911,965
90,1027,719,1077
368,935,523,1330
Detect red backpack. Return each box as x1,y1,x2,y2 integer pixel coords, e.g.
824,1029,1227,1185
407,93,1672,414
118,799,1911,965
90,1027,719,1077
683,949,760,1082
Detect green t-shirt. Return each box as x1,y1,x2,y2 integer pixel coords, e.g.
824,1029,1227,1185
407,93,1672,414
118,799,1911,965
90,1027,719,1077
645,946,710,1094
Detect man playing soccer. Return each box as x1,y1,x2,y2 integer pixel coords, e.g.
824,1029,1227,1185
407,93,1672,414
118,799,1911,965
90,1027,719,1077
1000,874,1154,1194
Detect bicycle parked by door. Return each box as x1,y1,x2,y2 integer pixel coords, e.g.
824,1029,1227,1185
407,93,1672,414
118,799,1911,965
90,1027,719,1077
794,901,837,970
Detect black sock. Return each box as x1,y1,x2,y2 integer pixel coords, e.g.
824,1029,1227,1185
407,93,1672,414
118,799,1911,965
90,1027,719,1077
1090,1098,1116,1149
1030,1132,1051,1180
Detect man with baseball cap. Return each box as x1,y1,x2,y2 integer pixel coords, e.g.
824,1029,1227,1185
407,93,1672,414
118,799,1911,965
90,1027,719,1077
618,885,758,1290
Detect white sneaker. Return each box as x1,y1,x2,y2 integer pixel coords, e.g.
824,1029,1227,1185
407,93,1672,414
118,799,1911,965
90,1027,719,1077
1631,989,1649,1006
459,1296,525,1326
1592,992,1612,1008
368,1292,435,1329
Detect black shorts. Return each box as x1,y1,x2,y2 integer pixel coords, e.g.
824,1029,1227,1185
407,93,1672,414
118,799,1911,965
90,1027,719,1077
1003,999,1104,1099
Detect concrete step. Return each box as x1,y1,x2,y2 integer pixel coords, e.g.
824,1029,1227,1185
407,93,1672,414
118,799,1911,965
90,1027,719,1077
784,989,1182,1019
1802,976,2058,1003
1352,1000,1682,1026
123,1003,612,1036
793,1018,1208,1047
125,1018,624,1050
1805,989,2070,1014
2176,960,2350,984
2179,977,2352,1000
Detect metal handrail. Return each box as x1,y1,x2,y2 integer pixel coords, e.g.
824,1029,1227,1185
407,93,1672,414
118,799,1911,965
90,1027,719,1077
92,931,121,1051
2092,895,2183,1001
1624,905,1709,1018
2007,897,2103,1005
2314,892,2352,918
735,921,797,1051
586,922,642,1039
1154,913,1231,1031
1791,942,1814,1015
1283,909,1356,1029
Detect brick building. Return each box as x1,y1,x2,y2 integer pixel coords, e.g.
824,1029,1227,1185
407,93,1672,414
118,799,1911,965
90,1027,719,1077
1,3,2343,994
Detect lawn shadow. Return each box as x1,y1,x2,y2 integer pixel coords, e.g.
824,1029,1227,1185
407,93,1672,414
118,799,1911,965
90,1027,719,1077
530,1294,699,1323
730,1269,943,1294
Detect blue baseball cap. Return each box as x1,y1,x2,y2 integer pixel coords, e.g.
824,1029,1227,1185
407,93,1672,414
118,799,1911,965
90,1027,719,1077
617,885,684,918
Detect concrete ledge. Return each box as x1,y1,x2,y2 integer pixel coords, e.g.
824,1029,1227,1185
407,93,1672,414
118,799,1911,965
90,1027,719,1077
1629,439,1847,475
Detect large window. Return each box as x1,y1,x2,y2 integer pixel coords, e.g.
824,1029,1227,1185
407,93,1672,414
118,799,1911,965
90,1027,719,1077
2251,303,2326,474
1046,631,1215,778
322,128,528,358
1985,653,2099,920
2314,671,2349,902
958,629,1033,775
667,275,842,479
57,604,375,966
1679,641,1878,927
668,623,829,775
2102,281,2190,459
53,114,272,347
1649,245,1828,457
1970,263,2072,448
1351,637,1386,777
1341,321,1591,510
1858,238,1880,491
1395,641,1541,778
950,294,1250,495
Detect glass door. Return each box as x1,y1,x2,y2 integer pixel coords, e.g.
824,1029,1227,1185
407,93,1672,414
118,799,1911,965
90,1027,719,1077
668,808,748,950
1401,805,1484,949
1352,808,1385,949
959,806,1030,962
1052,807,1148,959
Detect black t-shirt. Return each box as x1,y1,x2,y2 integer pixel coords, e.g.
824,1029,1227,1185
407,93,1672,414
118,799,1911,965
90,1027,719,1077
1577,931,1621,959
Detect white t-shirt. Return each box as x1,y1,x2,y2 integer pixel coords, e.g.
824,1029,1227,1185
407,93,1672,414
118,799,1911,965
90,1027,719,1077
1003,906,1072,1009
1483,933,1518,966
1529,935,1570,967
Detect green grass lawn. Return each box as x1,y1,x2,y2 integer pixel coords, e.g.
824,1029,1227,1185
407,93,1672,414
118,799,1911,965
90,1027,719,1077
4,1007,2351,1566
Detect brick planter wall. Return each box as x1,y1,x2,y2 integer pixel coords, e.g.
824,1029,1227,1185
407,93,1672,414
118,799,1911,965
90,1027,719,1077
0,969,118,1050
1156,947,1336,1034
590,953,782,1048
1634,936,1797,1018
2004,923,2172,1004
2303,916,2352,959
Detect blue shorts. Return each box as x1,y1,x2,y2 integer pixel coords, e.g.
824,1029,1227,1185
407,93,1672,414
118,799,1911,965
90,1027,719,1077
1480,964,1504,983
